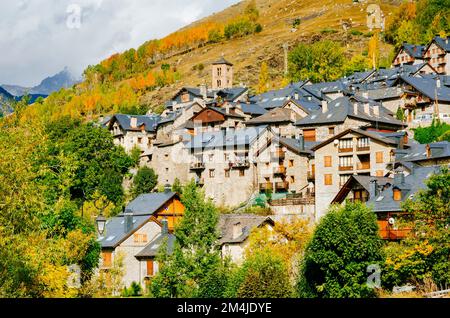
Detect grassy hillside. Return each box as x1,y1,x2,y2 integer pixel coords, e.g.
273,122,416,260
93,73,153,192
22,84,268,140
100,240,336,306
23,0,402,122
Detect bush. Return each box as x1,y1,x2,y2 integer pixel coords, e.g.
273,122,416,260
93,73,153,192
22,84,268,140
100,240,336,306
320,28,338,35
208,29,223,43
121,281,143,297
224,18,256,40
349,29,363,36
132,167,158,198
413,119,450,144
292,18,301,29
297,202,384,298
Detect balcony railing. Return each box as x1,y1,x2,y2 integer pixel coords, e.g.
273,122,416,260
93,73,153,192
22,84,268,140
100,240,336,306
339,165,353,172
356,146,370,152
259,183,273,191
190,162,205,170
357,162,371,170
275,181,289,191
273,166,287,175
230,159,250,169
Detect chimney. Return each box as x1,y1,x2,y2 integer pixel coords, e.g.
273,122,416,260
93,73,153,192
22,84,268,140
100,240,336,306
200,83,207,100
294,92,299,100
322,100,328,113
298,134,305,151
369,179,378,198
161,218,169,235
225,103,231,114
232,222,243,239
362,91,369,99
164,184,172,193
436,78,441,89
426,144,432,158
130,117,138,128
124,211,134,234
394,168,405,186
353,102,358,115
364,103,370,115
373,105,380,117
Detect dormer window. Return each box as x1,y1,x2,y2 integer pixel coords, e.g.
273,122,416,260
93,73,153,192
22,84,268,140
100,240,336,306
393,188,402,201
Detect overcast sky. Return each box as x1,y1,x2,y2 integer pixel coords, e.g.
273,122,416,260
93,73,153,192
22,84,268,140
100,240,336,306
0,0,240,87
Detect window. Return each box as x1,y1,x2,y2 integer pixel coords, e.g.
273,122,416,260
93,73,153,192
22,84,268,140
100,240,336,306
266,162,270,168
376,152,384,164
209,170,215,178
146,260,154,277
289,160,294,167
217,67,222,76
324,156,332,167
225,169,230,178
181,92,190,103
324,174,333,186
328,127,335,135
290,176,295,183
376,170,384,177
339,138,353,150
224,153,230,162
134,233,148,244
165,168,169,173
102,252,112,268
303,129,316,142
339,175,350,186
239,170,245,177
339,156,353,168
138,137,143,144
217,80,222,87
393,189,402,201
357,138,370,149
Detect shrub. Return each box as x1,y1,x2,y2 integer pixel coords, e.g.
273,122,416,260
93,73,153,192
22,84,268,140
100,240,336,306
297,202,384,298
292,18,301,29
132,167,158,198
349,29,363,36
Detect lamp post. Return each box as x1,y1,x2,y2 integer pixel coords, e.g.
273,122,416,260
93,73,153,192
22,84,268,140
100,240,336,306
94,197,109,236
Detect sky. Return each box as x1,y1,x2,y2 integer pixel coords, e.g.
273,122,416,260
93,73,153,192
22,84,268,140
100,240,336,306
0,0,240,87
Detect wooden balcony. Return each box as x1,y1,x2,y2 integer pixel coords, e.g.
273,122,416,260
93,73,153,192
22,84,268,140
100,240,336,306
275,181,289,191
357,162,371,170
190,162,205,170
339,165,353,172
259,182,273,191
270,194,315,206
356,146,370,152
338,147,353,153
273,166,287,175
307,171,315,182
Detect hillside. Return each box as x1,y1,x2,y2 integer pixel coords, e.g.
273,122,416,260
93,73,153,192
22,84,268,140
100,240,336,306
25,0,402,121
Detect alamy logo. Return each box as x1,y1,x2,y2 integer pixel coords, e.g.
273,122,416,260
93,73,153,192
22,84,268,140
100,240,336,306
367,264,381,289
66,4,82,29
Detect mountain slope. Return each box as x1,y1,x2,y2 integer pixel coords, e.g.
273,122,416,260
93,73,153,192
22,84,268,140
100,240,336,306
2,67,80,96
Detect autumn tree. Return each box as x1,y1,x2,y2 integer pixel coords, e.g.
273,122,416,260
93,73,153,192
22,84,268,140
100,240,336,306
257,62,269,94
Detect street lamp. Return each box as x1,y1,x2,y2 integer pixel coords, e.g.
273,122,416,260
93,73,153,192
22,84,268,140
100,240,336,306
96,214,107,236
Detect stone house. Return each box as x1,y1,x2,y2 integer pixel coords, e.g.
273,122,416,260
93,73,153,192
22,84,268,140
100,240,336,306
218,214,275,264
98,191,184,288
189,106,247,133
311,128,408,220
295,96,406,143
423,36,450,75
392,43,427,67
107,114,161,154
245,108,300,138
185,126,274,207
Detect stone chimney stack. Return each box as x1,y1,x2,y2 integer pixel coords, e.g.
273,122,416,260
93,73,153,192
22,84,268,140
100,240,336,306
130,117,138,128
161,218,169,235
364,103,370,115
353,102,358,115
124,211,134,234
322,100,328,114
373,105,380,117
369,179,378,198
394,168,405,186
200,83,208,100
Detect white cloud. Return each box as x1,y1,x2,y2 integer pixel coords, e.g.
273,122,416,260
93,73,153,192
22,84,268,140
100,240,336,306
0,0,239,86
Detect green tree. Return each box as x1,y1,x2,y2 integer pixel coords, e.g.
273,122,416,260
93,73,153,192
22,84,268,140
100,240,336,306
396,107,406,121
298,202,384,298
228,249,293,298
132,167,158,198
150,181,225,298
413,119,450,144
288,41,346,83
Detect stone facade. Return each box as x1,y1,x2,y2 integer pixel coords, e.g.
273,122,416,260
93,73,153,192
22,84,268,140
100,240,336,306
424,42,450,75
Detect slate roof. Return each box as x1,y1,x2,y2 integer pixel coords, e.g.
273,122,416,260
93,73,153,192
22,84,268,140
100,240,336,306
395,141,450,163
240,103,268,116
429,36,450,53
124,192,178,216
209,106,246,119
332,175,393,204
295,96,404,128
249,85,321,109
360,87,404,101
110,114,161,132
212,56,233,66
185,126,268,150
245,108,294,125
402,43,426,59
397,75,450,102
98,215,152,248
158,111,182,126
277,137,317,156
218,214,274,245
135,233,176,259
366,165,445,213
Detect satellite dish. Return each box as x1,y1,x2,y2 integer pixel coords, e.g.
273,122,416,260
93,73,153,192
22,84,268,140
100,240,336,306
388,217,396,226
